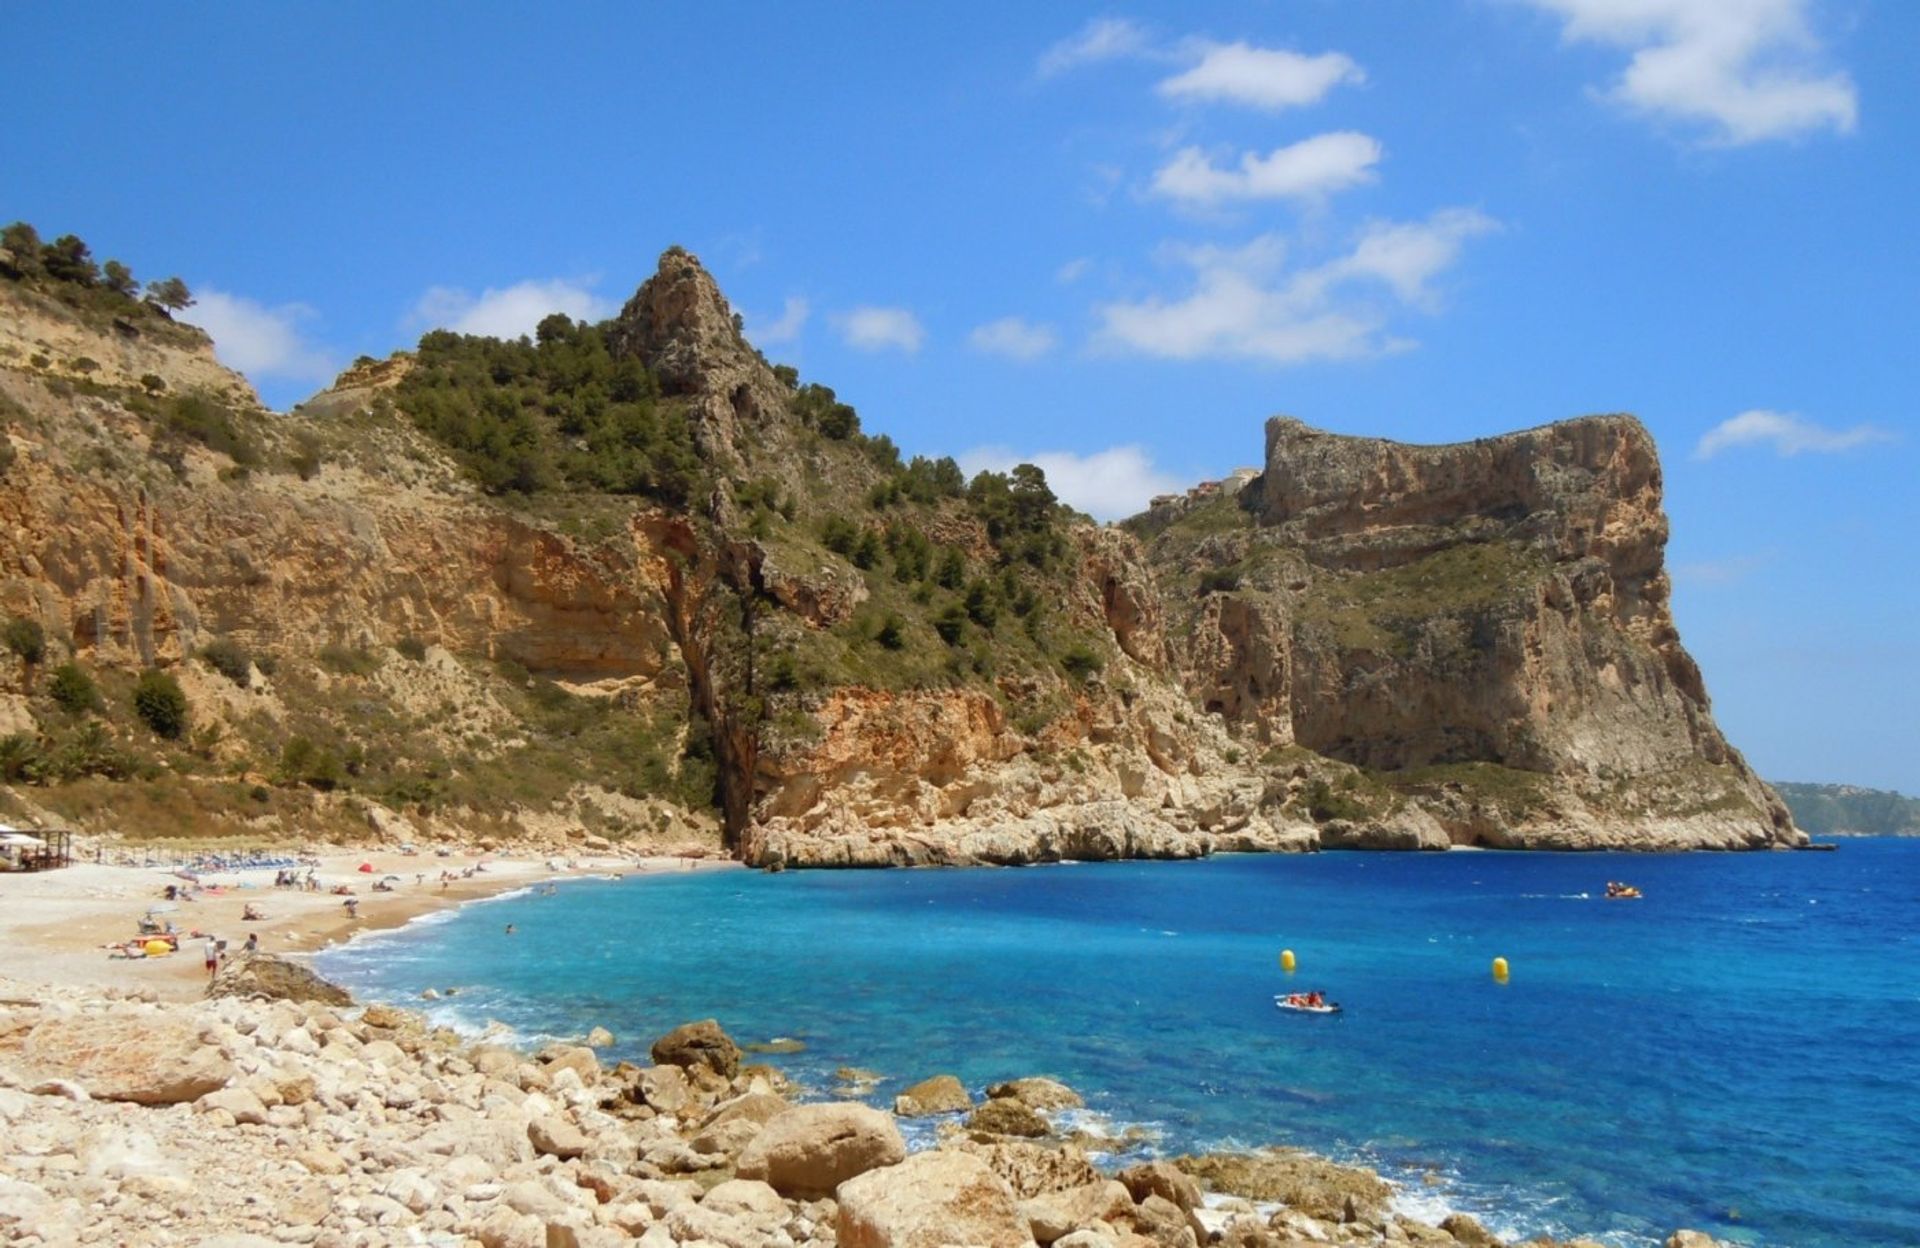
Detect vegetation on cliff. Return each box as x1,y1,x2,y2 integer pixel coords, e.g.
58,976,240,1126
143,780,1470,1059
1,219,197,342
392,316,703,502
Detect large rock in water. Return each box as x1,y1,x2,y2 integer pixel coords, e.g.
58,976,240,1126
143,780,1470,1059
649,1019,741,1079
18,1013,232,1105
735,1102,906,1198
894,1074,972,1117
836,1149,1036,1248
208,953,352,1006
985,1077,1083,1111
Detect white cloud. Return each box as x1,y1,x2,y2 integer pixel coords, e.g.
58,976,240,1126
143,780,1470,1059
968,317,1059,362
1093,209,1497,365
1318,208,1500,309
1056,257,1094,284
958,444,1186,522
184,289,338,383
1039,17,1151,77
833,306,925,354
1157,41,1363,111
1521,0,1857,144
1694,410,1894,459
411,279,614,339
746,296,810,345
1152,132,1382,206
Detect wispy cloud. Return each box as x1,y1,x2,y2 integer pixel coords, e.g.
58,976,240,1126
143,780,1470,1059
1152,131,1382,206
1520,0,1857,144
1038,17,1151,77
1157,41,1364,111
185,289,338,384
1056,257,1094,284
411,279,613,339
746,296,810,345
1093,209,1497,365
1694,410,1894,459
958,444,1186,521
968,317,1059,362
1672,552,1771,587
833,305,925,354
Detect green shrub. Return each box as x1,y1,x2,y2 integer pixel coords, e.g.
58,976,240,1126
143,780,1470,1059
1060,644,1104,683
49,662,103,714
875,614,906,650
821,517,859,556
964,581,999,629
164,394,260,465
289,431,324,481
396,636,428,661
0,733,43,782
1303,778,1371,823
139,373,166,394
3,617,45,665
1199,567,1242,594
199,637,252,687
132,669,189,738
933,604,967,646
764,653,802,692
279,735,344,790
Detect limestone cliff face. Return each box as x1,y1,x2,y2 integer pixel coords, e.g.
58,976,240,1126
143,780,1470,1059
0,257,1799,858
1144,417,1799,849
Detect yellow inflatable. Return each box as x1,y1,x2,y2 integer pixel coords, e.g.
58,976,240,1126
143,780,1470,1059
144,939,172,957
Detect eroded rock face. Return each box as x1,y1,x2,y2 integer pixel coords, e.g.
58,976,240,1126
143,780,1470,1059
1155,417,1802,851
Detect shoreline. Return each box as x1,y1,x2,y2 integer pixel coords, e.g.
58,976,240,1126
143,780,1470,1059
0,851,1749,1248
0,844,741,1003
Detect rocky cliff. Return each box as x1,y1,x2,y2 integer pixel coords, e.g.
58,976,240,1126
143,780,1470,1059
1133,419,1798,849
0,239,1800,858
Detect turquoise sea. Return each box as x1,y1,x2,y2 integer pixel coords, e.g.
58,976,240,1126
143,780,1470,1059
317,840,1920,1247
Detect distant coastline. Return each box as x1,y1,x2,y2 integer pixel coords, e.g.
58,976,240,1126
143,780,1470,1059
1772,781,1920,837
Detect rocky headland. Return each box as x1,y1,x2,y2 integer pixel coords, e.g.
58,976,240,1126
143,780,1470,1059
0,967,1737,1248
0,229,1800,863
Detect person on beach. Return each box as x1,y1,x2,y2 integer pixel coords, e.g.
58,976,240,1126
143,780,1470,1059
243,932,258,955
203,937,218,977
343,898,358,919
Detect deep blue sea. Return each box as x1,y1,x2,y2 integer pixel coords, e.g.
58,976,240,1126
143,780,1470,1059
317,841,1920,1248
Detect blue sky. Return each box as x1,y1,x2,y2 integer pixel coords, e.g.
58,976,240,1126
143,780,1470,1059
5,2,1915,792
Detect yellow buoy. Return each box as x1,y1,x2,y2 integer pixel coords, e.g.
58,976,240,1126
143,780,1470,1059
1279,949,1297,973
1492,956,1510,982
143,939,172,957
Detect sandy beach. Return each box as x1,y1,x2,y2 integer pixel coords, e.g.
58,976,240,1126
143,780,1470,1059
0,846,742,1002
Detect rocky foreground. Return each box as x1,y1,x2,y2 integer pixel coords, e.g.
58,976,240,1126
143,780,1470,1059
0,959,1732,1248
